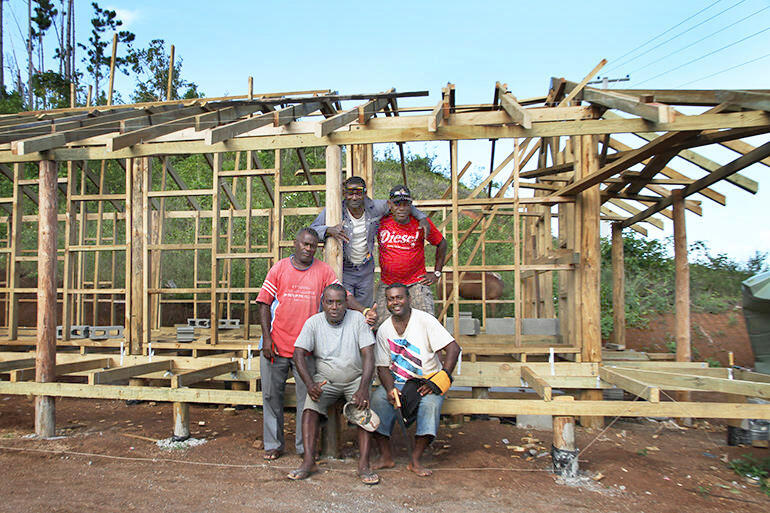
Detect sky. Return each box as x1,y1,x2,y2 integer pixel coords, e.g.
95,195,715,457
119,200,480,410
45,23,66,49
2,0,769,265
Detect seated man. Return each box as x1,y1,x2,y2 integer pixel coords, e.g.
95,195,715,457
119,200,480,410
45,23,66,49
311,176,429,308
370,283,461,477
288,283,380,485
375,185,447,325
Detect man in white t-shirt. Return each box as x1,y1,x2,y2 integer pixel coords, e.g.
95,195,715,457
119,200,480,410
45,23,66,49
370,283,461,477
310,177,429,309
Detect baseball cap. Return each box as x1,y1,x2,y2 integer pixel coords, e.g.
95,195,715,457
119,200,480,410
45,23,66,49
343,401,381,432
389,185,412,202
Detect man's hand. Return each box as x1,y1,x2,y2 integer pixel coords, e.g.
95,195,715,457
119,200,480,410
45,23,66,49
307,380,327,402
418,218,431,238
364,303,378,326
419,272,440,286
351,386,370,409
327,223,349,243
387,387,401,407
417,383,435,396
261,337,274,361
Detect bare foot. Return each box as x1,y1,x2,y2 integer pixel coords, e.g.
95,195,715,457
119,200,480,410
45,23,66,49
407,462,432,477
372,458,395,470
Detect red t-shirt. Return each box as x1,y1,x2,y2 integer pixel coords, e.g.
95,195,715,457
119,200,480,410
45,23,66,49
378,215,443,285
256,257,340,357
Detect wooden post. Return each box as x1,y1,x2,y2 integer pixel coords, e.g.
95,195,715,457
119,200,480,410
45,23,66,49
129,158,148,354
8,164,22,340
551,396,578,478
210,153,222,344
324,145,342,276
107,33,117,106
578,134,603,429
248,76,253,100
611,223,626,349
172,402,190,441
166,44,175,101
673,190,692,413
35,160,58,438
450,140,460,336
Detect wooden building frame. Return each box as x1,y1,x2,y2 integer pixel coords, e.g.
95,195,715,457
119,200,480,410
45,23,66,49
1,70,770,437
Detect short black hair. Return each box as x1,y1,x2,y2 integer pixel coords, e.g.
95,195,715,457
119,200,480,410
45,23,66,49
385,283,409,296
344,176,366,189
323,283,347,299
296,227,320,243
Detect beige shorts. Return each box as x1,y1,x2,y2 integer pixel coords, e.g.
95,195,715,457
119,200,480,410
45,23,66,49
303,376,363,416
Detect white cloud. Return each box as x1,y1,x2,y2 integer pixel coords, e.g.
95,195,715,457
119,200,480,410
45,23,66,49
108,7,141,27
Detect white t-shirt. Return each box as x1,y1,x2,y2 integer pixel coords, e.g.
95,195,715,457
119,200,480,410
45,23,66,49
347,209,368,265
375,308,454,384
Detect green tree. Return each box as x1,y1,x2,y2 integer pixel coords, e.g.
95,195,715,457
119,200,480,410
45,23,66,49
130,39,202,103
78,2,136,104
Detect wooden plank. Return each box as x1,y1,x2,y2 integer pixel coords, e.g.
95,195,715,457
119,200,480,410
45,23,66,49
0,358,36,372
428,99,445,132
521,366,552,401
500,93,532,128
599,366,659,402
611,223,626,349
11,358,111,382
317,95,391,137
580,86,674,123
107,112,202,152
715,90,770,112
556,59,607,107
171,361,238,388
609,367,770,398
89,360,173,385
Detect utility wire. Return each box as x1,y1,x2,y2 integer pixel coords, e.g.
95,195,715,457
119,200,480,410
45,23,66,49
633,26,770,86
627,4,770,76
611,0,748,72
676,51,770,87
607,0,724,70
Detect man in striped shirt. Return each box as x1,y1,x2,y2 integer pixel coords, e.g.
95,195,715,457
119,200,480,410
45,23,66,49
370,283,461,477
256,227,374,461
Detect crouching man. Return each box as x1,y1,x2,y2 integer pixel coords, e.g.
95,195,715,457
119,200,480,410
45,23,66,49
371,283,461,477
288,283,380,485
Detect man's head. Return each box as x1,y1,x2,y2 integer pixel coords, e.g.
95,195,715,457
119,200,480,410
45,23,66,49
343,177,366,211
388,185,412,224
294,227,320,266
385,283,411,318
321,283,348,324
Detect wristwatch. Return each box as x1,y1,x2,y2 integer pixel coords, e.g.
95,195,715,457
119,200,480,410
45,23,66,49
433,270,442,278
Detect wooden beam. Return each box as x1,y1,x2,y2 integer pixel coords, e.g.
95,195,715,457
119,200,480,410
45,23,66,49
599,366,659,402
578,86,674,123
521,366,552,401
715,90,770,112
89,360,173,385
500,93,532,128
0,358,37,372
11,358,110,382
611,223,625,350
556,59,607,107
107,112,203,152
607,367,770,398
171,361,237,388
317,95,392,137
208,102,321,144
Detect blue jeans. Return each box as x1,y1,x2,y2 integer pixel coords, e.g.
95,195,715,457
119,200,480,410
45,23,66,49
370,384,444,438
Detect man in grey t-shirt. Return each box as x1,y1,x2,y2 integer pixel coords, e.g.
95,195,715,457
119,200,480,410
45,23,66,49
289,283,379,484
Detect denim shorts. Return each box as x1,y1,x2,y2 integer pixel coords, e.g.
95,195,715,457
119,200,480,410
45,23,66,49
370,384,444,438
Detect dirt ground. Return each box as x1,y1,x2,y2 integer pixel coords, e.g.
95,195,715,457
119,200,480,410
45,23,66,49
1,394,768,513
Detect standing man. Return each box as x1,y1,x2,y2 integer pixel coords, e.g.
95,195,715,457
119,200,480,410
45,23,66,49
311,176,430,308
256,227,372,461
375,185,447,324
370,283,461,477
288,284,379,485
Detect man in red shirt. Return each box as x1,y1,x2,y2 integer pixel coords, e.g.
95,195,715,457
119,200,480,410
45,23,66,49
375,185,447,325
256,227,373,461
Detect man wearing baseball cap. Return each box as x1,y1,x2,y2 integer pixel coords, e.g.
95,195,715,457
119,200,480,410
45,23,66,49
310,177,430,310
375,185,447,325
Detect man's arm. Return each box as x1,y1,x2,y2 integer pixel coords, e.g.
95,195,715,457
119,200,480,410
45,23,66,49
419,237,447,286
417,340,461,396
351,345,375,408
293,347,324,402
257,302,275,360
376,366,399,406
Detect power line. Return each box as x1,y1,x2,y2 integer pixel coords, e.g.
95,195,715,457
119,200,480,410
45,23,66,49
607,0,724,69
676,51,770,87
627,4,770,77
633,25,770,86
610,0,748,72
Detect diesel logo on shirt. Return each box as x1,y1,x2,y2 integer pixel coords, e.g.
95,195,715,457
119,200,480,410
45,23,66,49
379,229,419,247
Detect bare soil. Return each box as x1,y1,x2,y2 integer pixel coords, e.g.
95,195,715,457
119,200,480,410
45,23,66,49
1,394,768,513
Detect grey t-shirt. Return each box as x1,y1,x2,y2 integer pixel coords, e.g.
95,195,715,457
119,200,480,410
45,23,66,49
294,310,375,384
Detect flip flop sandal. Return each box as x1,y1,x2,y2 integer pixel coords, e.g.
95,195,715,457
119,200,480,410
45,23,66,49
358,471,380,485
263,450,282,461
287,469,313,481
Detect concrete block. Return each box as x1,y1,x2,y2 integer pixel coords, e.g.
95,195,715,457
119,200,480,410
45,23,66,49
56,325,90,340
218,319,241,330
177,326,195,343
517,414,553,431
485,318,560,335
89,326,124,340
444,316,480,336
187,318,210,328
